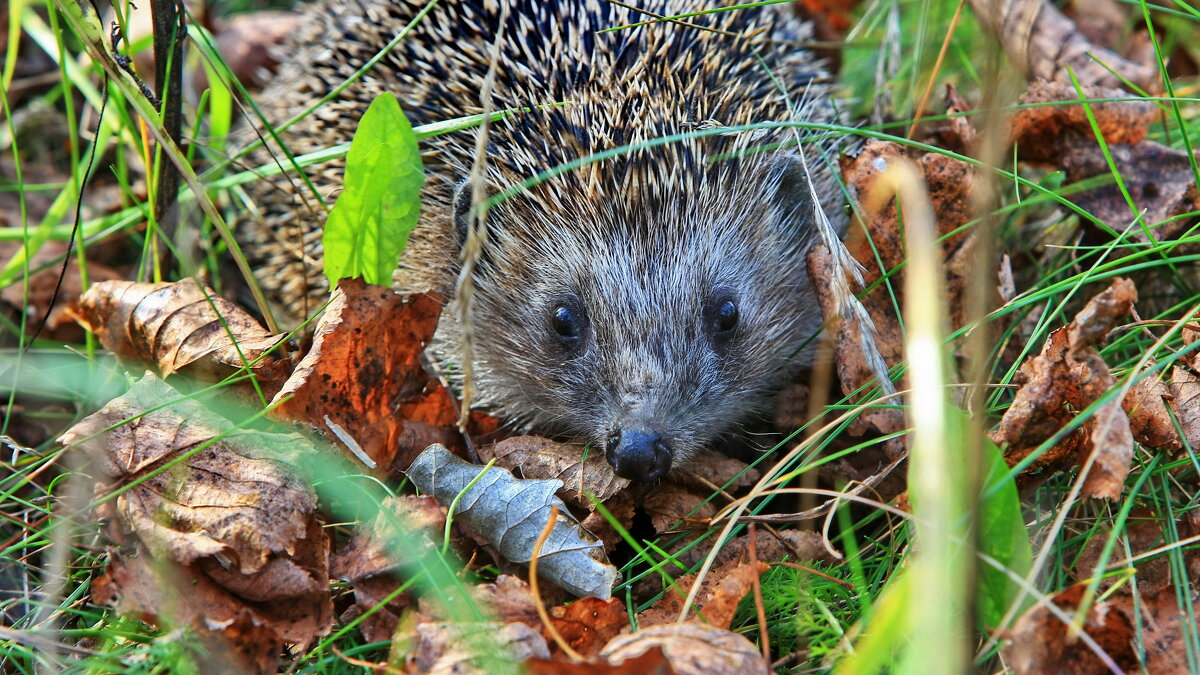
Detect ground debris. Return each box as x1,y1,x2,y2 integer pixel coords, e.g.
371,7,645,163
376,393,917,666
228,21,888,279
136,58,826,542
68,279,291,394
64,373,332,664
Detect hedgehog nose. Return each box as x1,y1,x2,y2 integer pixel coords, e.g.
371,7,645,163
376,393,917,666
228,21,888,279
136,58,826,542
606,429,671,482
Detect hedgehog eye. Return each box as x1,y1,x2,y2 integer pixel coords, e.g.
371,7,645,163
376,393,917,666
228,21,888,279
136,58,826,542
707,292,739,344
716,300,738,333
551,300,586,348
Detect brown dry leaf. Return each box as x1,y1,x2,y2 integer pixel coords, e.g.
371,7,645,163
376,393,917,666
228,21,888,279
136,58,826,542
1012,81,1199,238
92,552,288,673
198,11,301,92
527,647,677,674
1171,365,1200,451
599,622,766,675
641,482,717,536
968,0,1159,91
990,279,1138,498
69,280,291,394
1122,369,1182,451
59,374,327,577
478,436,629,510
61,375,332,649
405,621,550,674
672,448,760,494
675,528,837,571
810,138,988,437
549,597,629,658
271,279,455,472
474,574,542,629
638,560,769,630
579,490,636,551
1003,583,1197,674
1169,326,1200,451
329,495,448,643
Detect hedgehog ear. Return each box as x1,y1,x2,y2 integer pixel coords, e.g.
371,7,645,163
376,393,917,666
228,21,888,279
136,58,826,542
767,153,817,240
451,178,498,250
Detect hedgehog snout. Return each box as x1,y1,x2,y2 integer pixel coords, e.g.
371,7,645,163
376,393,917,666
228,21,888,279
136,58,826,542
605,429,672,482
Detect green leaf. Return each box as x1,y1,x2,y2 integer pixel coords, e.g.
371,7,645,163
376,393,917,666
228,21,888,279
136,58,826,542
975,425,1034,629
323,92,424,287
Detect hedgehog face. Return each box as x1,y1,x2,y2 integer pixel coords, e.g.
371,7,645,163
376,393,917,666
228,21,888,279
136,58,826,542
460,156,828,481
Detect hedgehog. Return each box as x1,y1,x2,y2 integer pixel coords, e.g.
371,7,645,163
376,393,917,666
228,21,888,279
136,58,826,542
241,0,846,482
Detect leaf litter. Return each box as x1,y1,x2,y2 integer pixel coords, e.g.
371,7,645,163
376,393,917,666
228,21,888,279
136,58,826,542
29,3,1200,671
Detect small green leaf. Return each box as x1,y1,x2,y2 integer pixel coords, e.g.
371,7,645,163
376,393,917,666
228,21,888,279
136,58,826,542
323,92,424,287
976,426,1034,629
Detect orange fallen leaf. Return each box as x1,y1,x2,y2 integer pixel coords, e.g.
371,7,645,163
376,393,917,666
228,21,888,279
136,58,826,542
638,560,769,630
549,597,629,658
271,278,455,472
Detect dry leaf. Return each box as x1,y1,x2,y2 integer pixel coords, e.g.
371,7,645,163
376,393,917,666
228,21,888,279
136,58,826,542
991,279,1138,498
1122,369,1182,451
271,279,455,472
672,448,760,494
69,375,333,650
968,0,1159,91
810,139,993,438
406,444,619,599
92,552,287,673
549,597,629,658
642,483,717,536
0,240,123,340
599,622,766,675
69,280,291,394
527,647,677,674
406,621,550,674
1003,583,1197,674
638,560,769,630
478,436,629,510
474,575,543,629
59,373,326,575
329,495,448,643
1012,82,1199,239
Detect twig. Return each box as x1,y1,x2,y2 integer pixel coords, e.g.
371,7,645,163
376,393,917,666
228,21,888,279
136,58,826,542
748,524,770,663
530,506,585,662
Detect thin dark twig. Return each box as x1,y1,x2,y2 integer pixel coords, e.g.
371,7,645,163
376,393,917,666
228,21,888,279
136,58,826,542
27,83,107,349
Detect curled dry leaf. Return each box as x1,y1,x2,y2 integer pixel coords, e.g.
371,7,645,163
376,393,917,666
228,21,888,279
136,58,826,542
65,374,332,649
599,622,766,675
637,560,769,630
406,621,550,675
271,279,456,472
477,436,629,510
991,278,1137,498
406,444,618,599
967,0,1159,91
1012,81,1200,238
1003,583,1198,674
68,280,291,394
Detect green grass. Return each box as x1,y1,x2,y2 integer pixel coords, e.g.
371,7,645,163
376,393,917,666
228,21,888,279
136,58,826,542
3,0,1200,673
